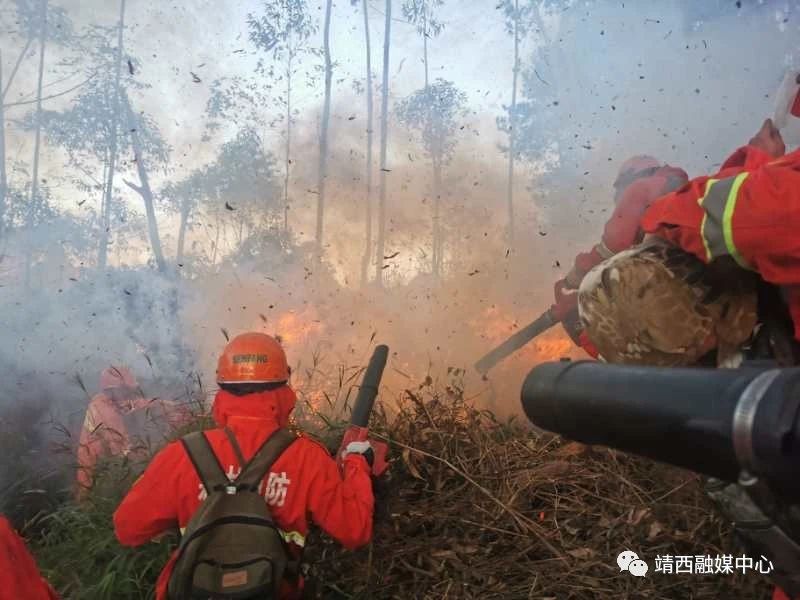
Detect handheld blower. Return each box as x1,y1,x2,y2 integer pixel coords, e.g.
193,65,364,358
521,360,800,596
337,344,390,476
521,360,800,496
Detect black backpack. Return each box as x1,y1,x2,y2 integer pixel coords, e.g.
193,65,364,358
168,427,296,599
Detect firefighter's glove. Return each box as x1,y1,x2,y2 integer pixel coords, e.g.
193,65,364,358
551,279,579,322
343,441,375,467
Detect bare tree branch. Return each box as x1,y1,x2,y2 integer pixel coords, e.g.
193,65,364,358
1,36,34,101
3,72,97,109
15,68,86,102
122,178,143,195
73,161,104,188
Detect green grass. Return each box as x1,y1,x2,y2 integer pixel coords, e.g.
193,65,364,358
28,456,178,600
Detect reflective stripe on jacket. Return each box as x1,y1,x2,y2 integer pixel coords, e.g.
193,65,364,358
642,145,800,339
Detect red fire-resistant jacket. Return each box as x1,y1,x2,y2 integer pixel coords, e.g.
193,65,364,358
113,387,374,600
77,392,141,492
77,393,193,494
0,516,59,600
642,145,800,340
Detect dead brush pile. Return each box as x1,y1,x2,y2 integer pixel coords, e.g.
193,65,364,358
307,380,771,599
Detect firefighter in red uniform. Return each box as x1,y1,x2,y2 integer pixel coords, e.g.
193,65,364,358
76,366,150,494
113,332,375,600
77,366,193,496
550,155,689,355
0,516,59,599
641,118,800,341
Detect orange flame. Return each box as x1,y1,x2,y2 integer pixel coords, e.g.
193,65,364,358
529,331,576,361
274,310,324,347
250,307,334,414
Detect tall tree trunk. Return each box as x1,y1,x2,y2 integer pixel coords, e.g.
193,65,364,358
315,0,333,264
123,100,166,273
0,50,7,242
375,0,391,286
422,4,438,279
433,156,442,278
359,0,374,287
176,198,190,266
98,0,126,270
423,6,429,89
506,0,519,248
283,51,292,232
211,216,220,265
25,0,47,289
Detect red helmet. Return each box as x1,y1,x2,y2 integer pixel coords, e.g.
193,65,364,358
216,332,290,384
100,366,138,390
615,155,660,184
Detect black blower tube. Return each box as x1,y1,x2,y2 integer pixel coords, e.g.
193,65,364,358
350,345,389,428
521,361,800,501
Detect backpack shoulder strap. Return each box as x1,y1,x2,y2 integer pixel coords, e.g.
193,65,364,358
223,426,247,469
236,428,297,490
181,431,230,493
